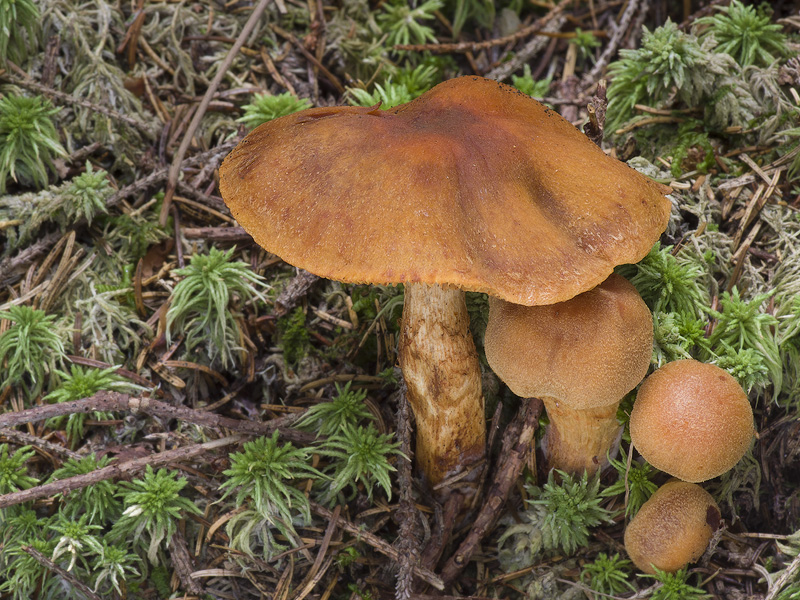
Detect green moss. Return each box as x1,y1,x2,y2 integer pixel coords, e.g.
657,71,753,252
511,64,552,99
278,306,311,366
0,305,66,399
0,95,66,193
237,92,312,129
669,123,716,177
0,0,39,66
696,1,789,67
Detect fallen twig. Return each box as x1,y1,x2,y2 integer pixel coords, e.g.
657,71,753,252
169,529,205,596
0,427,81,461
585,0,643,84
270,25,345,94
0,435,242,509
310,501,444,591
182,226,250,241
291,505,340,600
106,141,237,209
439,397,544,584
485,4,569,82
0,391,313,445
0,231,61,288
394,5,578,54
394,383,420,600
21,545,103,600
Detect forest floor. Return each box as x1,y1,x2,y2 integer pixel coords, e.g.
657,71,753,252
1,0,800,599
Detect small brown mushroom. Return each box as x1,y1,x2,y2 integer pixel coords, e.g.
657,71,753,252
220,76,671,488
624,480,721,573
484,273,653,475
630,359,754,482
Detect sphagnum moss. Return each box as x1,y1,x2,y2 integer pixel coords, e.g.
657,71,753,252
498,470,616,565
295,381,374,436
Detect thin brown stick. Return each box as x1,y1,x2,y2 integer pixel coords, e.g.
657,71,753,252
0,231,61,288
21,545,103,600
1,70,155,139
270,25,345,94
0,436,242,509
176,181,230,214
0,391,313,445
309,501,444,591
614,115,686,135
109,141,237,210
291,505,340,600
394,383,420,600
440,397,544,584
68,141,103,165
159,0,273,226
394,3,570,54
169,529,205,595
485,6,569,83
181,226,251,241
418,492,464,583
0,427,81,461
585,0,643,83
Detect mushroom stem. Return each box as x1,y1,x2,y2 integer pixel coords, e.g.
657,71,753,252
541,399,621,475
398,283,485,487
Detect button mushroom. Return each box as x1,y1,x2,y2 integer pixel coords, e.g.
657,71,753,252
484,273,653,475
219,76,671,489
624,479,721,573
630,359,754,482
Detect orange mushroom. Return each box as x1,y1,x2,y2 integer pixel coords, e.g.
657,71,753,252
219,76,671,489
485,273,653,475
630,359,754,482
624,480,721,573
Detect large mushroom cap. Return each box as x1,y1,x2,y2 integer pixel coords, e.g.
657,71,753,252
630,359,754,482
220,76,671,306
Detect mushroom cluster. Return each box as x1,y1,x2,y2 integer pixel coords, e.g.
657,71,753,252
220,76,671,493
624,359,755,573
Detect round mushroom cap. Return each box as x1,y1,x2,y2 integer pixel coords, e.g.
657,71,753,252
484,273,653,408
630,359,754,482
220,76,671,306
624,480,721,574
